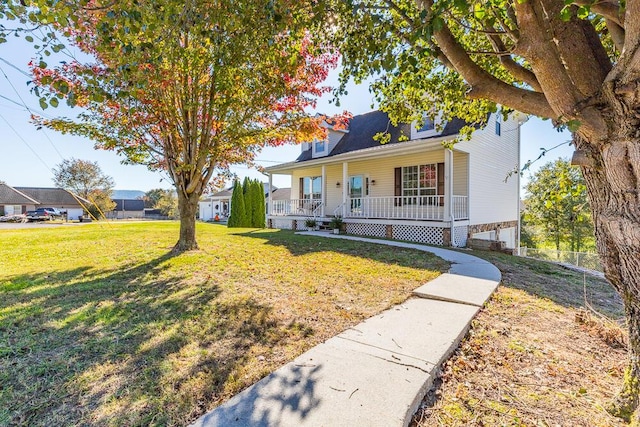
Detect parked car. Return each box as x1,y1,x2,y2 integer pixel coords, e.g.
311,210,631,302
26,207,62,222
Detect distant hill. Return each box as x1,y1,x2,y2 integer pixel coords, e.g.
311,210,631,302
112,190,146,200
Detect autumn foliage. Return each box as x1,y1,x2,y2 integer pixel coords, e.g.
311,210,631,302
25,0,349,250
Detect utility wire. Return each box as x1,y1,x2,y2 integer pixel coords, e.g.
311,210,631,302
0,63,65,159
0,112,51,171
0,62,111,224
0,57,32,78
0,93,25,108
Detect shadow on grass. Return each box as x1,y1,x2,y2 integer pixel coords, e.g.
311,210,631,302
0,250,303,426
467,250,623,318
238,229,621,317
232,229,450,271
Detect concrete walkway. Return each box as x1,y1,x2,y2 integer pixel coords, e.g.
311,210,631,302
190,233,501,427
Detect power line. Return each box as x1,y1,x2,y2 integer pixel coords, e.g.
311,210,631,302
0,112,52,172
0,93,25,108
0,57,31,78
0,63,65,160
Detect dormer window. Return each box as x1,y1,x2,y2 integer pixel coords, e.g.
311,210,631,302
417,116,435,132
312,138,328,157
412,112,444,139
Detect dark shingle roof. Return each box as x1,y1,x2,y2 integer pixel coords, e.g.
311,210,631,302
15,187,85,206
0,183,39,204
270,188,291,201
296,110,467,162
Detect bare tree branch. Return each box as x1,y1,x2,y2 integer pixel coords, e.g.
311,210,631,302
487,34,542,92
420,2,555,118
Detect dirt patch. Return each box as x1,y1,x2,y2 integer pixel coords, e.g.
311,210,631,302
412,250,627,427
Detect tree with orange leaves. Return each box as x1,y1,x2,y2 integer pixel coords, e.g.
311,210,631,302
19,0,348,251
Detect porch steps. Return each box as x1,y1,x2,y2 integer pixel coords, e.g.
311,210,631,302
190,234,501,427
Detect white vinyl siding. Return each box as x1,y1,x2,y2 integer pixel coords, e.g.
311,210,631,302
346,151,445,199
452,151,469,196
455,113,519,226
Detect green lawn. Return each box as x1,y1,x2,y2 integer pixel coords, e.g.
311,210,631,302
0,222,448,426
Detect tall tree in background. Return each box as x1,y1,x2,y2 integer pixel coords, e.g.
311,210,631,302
326,0,640,418
242,177,253,228
7,0,347,252
143,189,173,209
227,180,246,228
52,158,115,219
524,159,594,252
155,191,179,219
252,180,266,228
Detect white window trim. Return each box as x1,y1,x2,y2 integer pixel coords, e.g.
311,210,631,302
312,138,328,157
411,112,445,140
402,164,438,197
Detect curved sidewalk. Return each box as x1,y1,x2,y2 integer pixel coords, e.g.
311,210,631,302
191,233,501,427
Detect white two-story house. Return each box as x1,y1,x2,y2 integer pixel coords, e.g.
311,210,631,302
264,110,524,249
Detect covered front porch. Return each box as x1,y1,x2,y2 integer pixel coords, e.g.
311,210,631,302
266,148,469,223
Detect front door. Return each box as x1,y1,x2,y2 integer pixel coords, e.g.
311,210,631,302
349,175,364,213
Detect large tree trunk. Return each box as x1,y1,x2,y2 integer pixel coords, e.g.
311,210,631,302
575,118,640,421
174,190,200,252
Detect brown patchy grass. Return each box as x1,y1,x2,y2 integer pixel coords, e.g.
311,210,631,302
0,222,448,426
412,250,627,427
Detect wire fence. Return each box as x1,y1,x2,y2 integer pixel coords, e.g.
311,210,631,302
519,247,603,273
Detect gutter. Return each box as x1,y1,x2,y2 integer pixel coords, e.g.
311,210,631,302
264,133,459,173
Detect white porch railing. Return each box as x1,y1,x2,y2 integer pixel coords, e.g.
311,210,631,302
452,196,469,220
346,196,444,220
271,199,323,216
271,195,469,221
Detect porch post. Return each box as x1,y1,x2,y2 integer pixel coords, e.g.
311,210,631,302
342,162,348,217
321,165,326,217
447,149,455,246
444,150,452,220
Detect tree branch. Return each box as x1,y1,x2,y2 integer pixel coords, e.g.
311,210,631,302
423,3,555,118
605,18,626,52
572,0,624,27
487,34,543,92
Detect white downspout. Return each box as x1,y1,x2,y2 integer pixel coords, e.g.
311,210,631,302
447,148,456,247
516,118,522,254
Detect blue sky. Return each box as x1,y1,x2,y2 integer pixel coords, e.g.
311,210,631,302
0,36,573,192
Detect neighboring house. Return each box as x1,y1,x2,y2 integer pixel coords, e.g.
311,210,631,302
199,188,232,221
107,190,146,219
267,187,291,215
108,199,145,219
199,183,277,221
264,110,525,249
14,186,88,220
0,183,39,215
